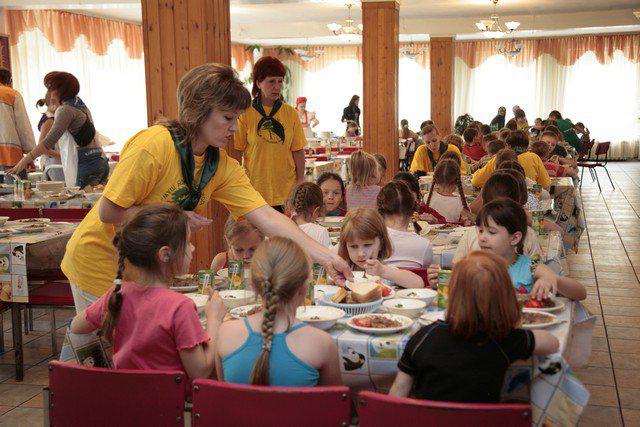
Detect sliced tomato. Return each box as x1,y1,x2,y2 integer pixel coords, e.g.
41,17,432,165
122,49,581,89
353,318,372,328
381,286,392,297
525,298,544,309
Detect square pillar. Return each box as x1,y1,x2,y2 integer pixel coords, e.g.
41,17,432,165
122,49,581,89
430,36,454,136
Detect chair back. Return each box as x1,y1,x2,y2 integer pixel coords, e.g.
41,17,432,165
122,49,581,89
42,208,90,222
48,361,186,427
191,379,350,427
358,391,531,427
400,267,429,288
0,208,41,220
577,139,595,161
594,141,610,157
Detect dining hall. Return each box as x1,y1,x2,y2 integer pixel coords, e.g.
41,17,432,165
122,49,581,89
0,0,637,425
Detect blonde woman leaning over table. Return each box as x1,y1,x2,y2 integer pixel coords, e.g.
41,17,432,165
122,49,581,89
60,63,353,311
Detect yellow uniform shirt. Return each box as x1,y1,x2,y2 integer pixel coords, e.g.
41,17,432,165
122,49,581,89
234,102,306,206
471,151,551,189
61,125,267,296
409,143,467,174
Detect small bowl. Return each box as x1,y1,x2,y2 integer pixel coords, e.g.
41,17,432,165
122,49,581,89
219,289,256,309
383,298,426,318
396,288,438,306
296,305,345,330
0,217,9,227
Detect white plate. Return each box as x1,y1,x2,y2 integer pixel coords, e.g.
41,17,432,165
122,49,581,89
521,309,562,329
170,285,199,293
229,303,263,319
216,268,251,279
314,285,341,301
185,293,209,313
347,313,413,335
15,225,47,234
397,288,437,306
296,305,345,330
15,218,50,223
418,310,445,326
523,298,566,313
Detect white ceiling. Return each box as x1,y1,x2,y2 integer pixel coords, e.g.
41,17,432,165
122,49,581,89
2,0,639,44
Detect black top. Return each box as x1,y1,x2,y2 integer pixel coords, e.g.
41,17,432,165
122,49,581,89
552,144,568,158
342,106,360,126
398,321,535,403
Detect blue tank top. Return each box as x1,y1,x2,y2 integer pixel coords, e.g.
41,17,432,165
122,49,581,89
222,318,320,386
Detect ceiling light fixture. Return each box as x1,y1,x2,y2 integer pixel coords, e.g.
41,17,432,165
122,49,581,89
400,41,428,59
293,46,325,62
475,0,520,39
496,37,524,57
327,4,363,39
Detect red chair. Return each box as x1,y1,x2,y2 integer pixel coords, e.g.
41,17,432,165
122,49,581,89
400,268,429,288
577,139,595,162
577,141,614,192
191,379,351,427
47,361,187,426
42,208,91,222
0,208,40,220
357,391,531,427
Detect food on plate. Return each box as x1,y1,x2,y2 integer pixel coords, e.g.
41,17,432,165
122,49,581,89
327,227,341,233
350,281,382,303
521,311,555,326
524,298,556,309
17,218,43,223
331,288,349,303
298,314,329,322
171,274,197,288
21,224,46,230
438,223,458,230
394,303,404,308
407,291,418,297
352,314,402,329
381,285,392,298
236,305,261,317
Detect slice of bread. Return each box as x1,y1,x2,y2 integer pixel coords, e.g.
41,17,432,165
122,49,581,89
331,288,348,303
350,281,382,303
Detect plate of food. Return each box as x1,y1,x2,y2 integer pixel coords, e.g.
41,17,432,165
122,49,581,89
314,285,341,301
319,282,383,316
0,228,14,238
229,303,262,319
520,309,562,329
418,310,445,326
296,305,345,330
523,296,565,313
15,218,50,223
397,288,437,306
347,313,413,335
185,293,209,313
170,274,199,293
219,289,256,309
15,223,47,234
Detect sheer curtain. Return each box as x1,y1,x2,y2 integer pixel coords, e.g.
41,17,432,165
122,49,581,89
10,28,147,152
454,49,640,158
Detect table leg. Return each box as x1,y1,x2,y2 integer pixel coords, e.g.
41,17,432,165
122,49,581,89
11,304,23,381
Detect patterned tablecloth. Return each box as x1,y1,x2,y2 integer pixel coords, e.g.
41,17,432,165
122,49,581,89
549,177,585,252
0,222,76,302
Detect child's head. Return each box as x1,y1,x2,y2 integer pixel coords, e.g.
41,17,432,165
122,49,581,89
534,117,542,126
462,127,480,146
548,110,562,120
102,205,192,343
476,198,527,257
486,138,506,156
224,216,265,264
446,251,520,340
575,122,586,132
249,236,311,385
377,180,417,221
288,182,324,222
392,172,421,203
514,109,527,126
497,160,527,181
349,150,379,189
498,128,511,142
338,207,392,269
317,172,344,214
542,129,561,148
506,130,530,152
443,133,464,150
425,158,469,213
506,119,517,131
481,124,491,136
494,148,518,168
481,170,527,206
373,154,387,184
530,140,550,160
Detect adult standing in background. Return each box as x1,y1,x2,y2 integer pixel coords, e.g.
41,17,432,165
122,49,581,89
234,56,307,213
0,68,34,180
295,97,319,138
341,95,361,135
549,110,582,151
490,106,506,131
35,94,62,172
9,71,109,189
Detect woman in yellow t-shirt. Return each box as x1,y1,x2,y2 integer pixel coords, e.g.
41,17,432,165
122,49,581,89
234,57,306,212
409,124,467,175
62,64,353,310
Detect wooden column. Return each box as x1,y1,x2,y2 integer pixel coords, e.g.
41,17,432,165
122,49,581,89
362,1,399,176
142,0,232,271
430,37,454,136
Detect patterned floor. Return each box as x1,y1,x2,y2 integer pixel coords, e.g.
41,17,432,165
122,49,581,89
0,162,639,425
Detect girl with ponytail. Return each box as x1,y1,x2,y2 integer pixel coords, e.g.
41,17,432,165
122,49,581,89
70,204,227,379
423,158,470,223
216,237,342,386
287,182,331,248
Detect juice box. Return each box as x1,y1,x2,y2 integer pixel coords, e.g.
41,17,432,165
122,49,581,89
437,269,452,309
532,184,542,198
198,270,215,293
532,210,544,235
311,263,327,287
227,260,244,290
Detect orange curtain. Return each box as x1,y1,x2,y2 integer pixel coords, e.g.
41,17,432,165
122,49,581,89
456,33,640,69
231,44,254,70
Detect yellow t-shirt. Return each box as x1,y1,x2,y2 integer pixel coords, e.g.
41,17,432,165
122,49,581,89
234,102,307,206
471,151,551,189
61,125,267,296
409,144,467,174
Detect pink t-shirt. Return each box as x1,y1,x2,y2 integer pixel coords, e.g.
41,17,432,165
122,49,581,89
346,185,381,211
85,282,209,373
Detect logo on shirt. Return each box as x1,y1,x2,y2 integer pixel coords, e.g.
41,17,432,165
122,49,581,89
258,121,284,145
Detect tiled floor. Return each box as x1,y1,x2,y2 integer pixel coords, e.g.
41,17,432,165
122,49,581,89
0,163,639,425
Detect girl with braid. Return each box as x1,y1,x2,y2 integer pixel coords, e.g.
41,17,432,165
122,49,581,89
70,205,226,379
423,159,470,223
216,237,342,386
288,182,331,247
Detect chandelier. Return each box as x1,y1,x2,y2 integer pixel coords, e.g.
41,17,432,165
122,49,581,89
497,37,524,57
327,4,363,38
475,0,520,39
293,47,325,62
400,42,428,59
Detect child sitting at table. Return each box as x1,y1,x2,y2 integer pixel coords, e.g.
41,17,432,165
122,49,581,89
470,137,504,173
390,251,560,403
443,134,464,152
288,182,331,248
374,153,387,185
377,180,433,268
530,140,576,178
422,159,470,224
70,205,226,379
461,127,486,162
346,150,381,210
338,207,423,288
541,130,577,167
211,217,265,272
317,172,346,217
216,237,342,386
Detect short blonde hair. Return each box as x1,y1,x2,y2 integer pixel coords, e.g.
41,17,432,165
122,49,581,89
224,216,264,247
338,207,392,262
349,150,379,190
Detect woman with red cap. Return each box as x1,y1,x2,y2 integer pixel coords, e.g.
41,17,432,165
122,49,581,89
295,96,319,138
234,56,306,212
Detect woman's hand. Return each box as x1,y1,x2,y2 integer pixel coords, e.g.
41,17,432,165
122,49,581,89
7,156,33,176
205,288,227,324
427,264,440,289
185,211,212,232
324,253,353,287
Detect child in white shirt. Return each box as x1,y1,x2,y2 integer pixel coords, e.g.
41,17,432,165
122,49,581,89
423,158,470,223
288,182,332,248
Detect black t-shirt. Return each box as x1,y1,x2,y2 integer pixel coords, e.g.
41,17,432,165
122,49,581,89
552,144,568,158
398,321,535,403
